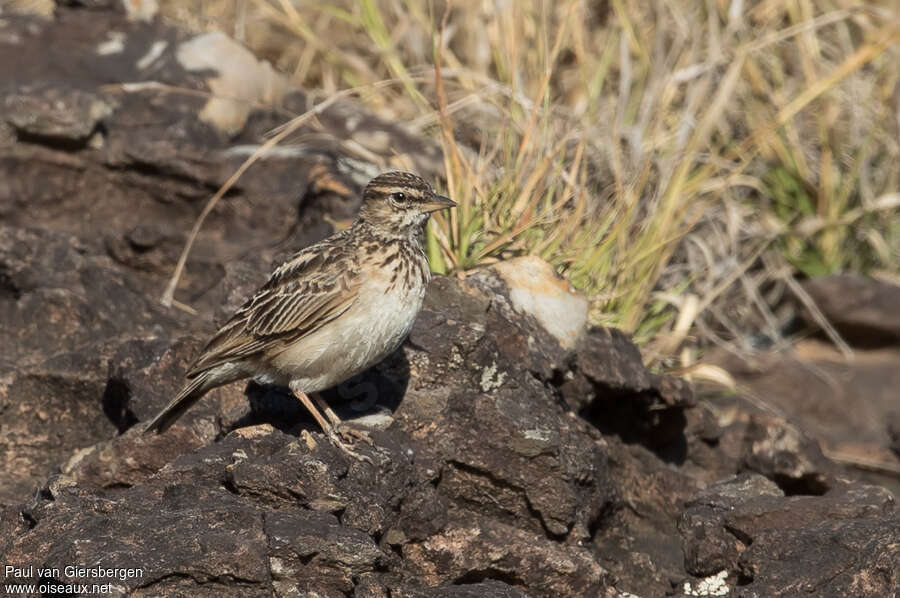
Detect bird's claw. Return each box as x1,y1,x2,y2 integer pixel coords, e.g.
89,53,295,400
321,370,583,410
337,424,374,446
326,429,374,464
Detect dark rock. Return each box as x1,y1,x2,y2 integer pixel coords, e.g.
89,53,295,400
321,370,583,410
576,327,653,391
3,484,273,596
678,474,898,597
686,398,841,497
0,364,116,505
265,510,382,595
707,344,900,494
0,225,186,368
802,274,900,346
401,517,607,596
399,277,615,541
735,516,899,597
741,413,836,495
562,327,696,466
392,485,448,542
594,438,702,596
0,224,196,504
0,505,32,557
105,336,251,427
212,258,272,327
4,86,111,146
572,326,695,411
679,473,785,577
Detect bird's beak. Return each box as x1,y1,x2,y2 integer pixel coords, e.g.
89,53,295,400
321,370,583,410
420,194,457,213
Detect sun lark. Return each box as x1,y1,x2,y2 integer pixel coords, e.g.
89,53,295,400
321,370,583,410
144,171,456,461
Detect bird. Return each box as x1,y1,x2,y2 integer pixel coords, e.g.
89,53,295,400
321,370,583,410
143,171,455,461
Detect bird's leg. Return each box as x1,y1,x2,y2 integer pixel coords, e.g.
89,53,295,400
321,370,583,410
289,385,372,464
290,388,332,433
310,392,374,446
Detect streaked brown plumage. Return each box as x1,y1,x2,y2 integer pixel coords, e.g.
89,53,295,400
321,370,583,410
144,171,455,460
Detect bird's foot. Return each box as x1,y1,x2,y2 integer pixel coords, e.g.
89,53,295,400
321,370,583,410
326,429,373,464
336,424,374,446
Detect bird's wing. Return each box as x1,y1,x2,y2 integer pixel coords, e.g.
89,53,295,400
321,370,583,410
187,235,360,376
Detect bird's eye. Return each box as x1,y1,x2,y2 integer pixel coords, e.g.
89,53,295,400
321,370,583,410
391,192,407,202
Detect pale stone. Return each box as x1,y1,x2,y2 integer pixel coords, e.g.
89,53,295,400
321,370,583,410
176,32,289,136
489,256,589,350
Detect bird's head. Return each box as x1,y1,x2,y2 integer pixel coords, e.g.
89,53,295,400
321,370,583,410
356,171,456,237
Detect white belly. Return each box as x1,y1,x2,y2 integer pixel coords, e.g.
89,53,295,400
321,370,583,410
265,274,425,392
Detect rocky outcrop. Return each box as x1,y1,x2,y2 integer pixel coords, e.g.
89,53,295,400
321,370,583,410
710,273,900,498
802,274,900,346
1,4,897,598
679,474,898,597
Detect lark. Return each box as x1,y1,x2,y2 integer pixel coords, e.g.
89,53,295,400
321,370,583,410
144,171,455,461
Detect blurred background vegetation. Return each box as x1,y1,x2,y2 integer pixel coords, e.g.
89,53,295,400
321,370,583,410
158,0,899,369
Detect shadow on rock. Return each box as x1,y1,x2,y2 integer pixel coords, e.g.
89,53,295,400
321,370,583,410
559,327,695,465
233,349,411,436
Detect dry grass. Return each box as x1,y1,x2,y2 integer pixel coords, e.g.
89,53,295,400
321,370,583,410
158,0,900,365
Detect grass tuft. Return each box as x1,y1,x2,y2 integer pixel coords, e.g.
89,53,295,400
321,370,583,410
159,0,900,363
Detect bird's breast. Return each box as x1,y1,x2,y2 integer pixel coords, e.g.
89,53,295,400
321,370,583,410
267,255,428,390
355,261,427,348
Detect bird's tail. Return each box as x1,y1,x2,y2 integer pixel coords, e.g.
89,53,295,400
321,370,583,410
143,373,213,435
